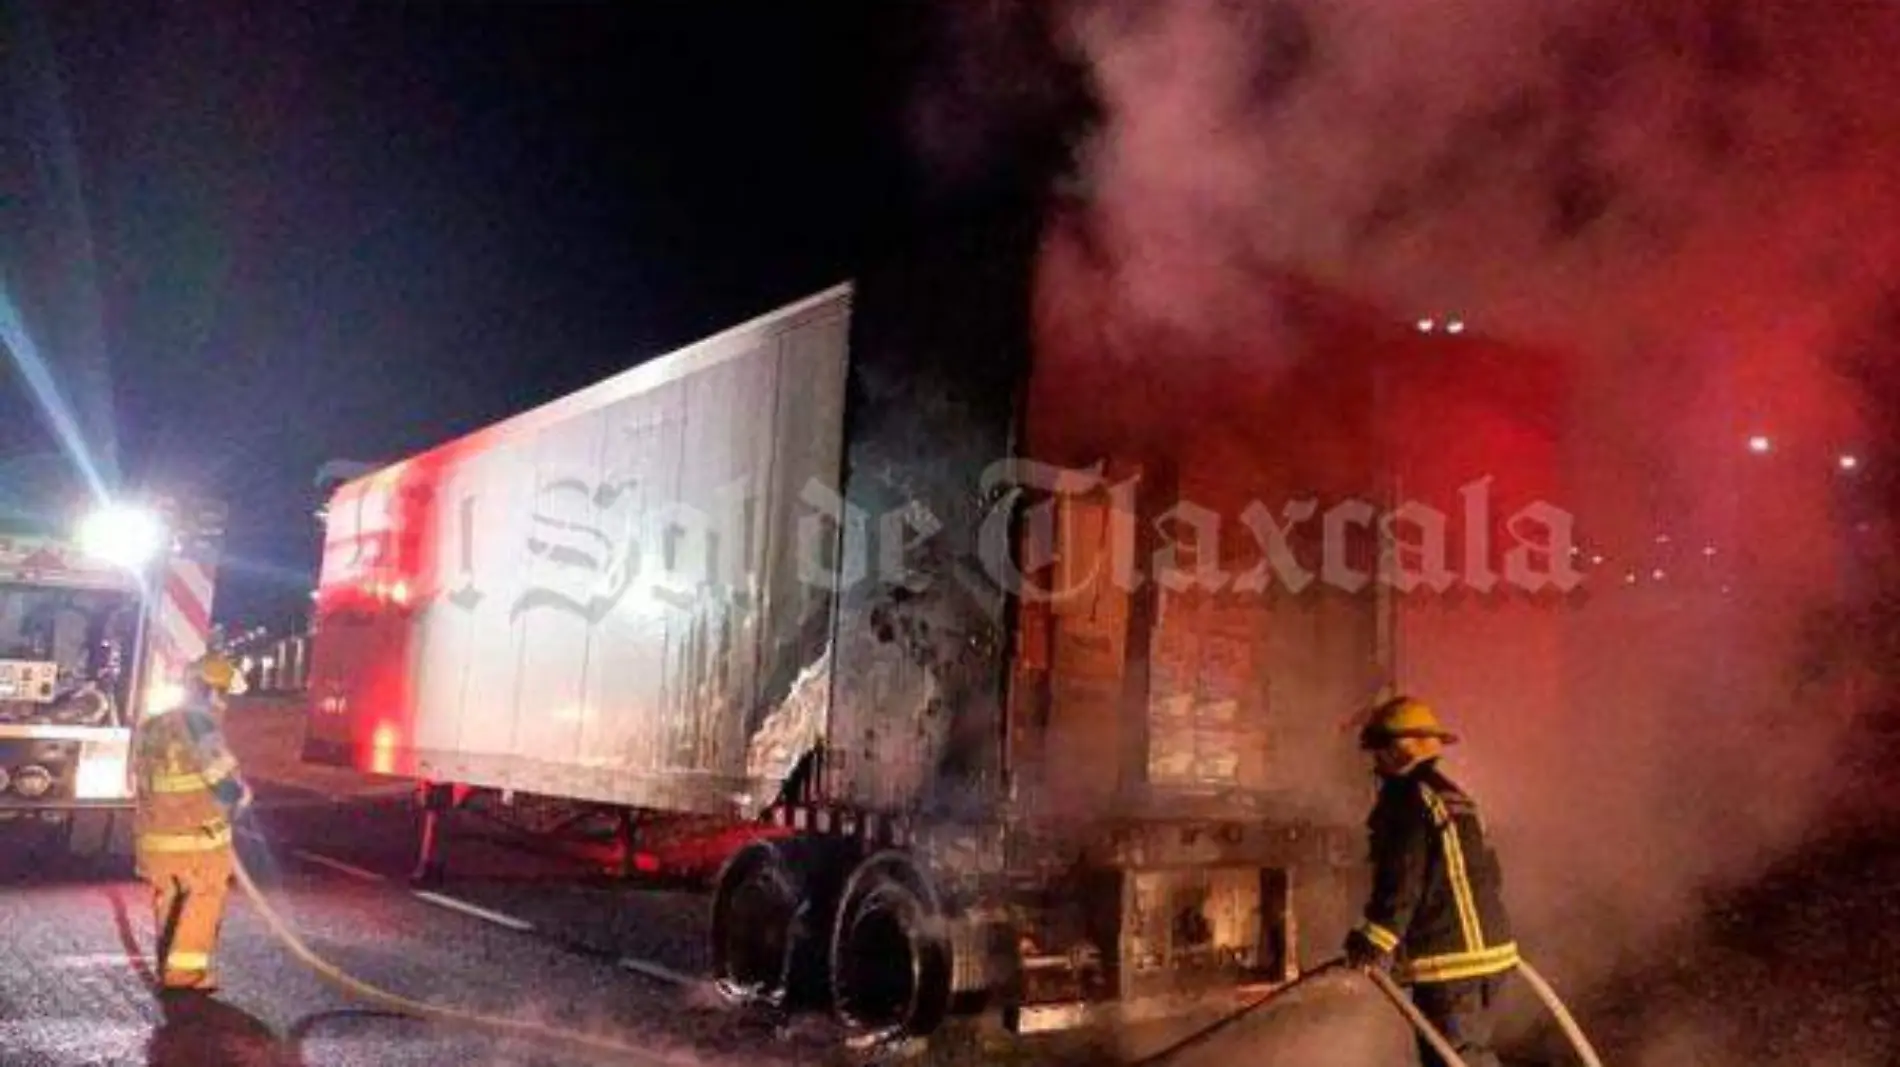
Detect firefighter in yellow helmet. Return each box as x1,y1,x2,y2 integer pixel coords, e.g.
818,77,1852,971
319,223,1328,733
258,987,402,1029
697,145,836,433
133,652,253,994
1345,696,1518,1067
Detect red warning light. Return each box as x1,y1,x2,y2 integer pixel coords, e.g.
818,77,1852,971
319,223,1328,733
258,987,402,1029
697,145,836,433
371,721,399,776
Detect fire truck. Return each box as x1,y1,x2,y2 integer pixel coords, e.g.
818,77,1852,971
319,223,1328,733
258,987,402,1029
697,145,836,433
0,497,228,857
302,210,1568,1039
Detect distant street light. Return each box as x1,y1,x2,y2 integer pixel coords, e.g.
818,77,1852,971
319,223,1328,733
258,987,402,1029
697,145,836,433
1748,435,1772,455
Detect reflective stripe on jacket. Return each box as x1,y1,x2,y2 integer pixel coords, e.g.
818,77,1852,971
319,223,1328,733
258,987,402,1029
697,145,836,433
134,705,247,852
1355,759,1518,984
139,820,234,852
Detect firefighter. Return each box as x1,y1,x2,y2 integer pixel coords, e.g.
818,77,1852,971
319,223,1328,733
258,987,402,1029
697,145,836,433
1344,696,1518,1067
134,652,253,994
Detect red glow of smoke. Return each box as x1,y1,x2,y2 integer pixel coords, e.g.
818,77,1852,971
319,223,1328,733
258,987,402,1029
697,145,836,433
995,1,1899,1043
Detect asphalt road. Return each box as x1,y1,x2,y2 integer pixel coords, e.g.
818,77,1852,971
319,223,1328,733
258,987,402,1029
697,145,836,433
0,787,1428,1067
0,789,840,1067
15,697,1895,1067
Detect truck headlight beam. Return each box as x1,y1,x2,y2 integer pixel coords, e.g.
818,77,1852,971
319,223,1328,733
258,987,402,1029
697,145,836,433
75,504,168,571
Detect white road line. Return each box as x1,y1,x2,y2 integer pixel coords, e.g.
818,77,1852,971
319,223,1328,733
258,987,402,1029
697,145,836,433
49,953,151,970
290,849,388,883
617,955,696,987
237,834,689,987
412,890,535,932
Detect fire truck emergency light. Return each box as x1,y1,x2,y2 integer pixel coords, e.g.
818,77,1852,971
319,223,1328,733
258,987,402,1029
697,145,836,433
75,504,168,571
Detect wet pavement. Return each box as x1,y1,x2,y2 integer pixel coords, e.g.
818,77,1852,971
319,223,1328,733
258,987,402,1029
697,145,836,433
0,789,1429,1067
15,699,1884,1067
0,792,834,1067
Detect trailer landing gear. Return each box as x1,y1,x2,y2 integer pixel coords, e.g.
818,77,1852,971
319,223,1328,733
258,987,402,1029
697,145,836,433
410,782,467,888
613,809,641,880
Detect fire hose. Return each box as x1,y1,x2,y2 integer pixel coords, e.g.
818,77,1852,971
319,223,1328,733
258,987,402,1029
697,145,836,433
228,840,670,1065
1512,959,1608,1067
1359,966,1475,1067
1365,960,1606,1067
1137,956,1605,1067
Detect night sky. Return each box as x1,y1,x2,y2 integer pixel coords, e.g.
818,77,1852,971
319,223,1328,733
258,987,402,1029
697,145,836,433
1,0,947,630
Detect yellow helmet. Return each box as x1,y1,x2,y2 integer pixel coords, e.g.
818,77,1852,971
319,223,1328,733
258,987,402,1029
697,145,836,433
1358,696,1459,750
196,654,238,693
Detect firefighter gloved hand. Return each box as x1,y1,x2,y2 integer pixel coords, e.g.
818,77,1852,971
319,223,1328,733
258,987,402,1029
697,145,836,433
1343,929,1394,973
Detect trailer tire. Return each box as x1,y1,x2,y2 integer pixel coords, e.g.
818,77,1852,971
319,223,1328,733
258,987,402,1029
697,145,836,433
828,850,953,1039
709,837,851,1012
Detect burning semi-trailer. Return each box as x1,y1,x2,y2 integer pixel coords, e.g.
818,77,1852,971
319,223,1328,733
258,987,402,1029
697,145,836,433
298,199,1594,1046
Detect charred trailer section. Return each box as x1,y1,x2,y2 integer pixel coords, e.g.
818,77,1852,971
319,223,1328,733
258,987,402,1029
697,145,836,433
990,473,1371,1033
748,203,1380,1036
823,206,1036,820
985,256,1407,1025
724,203,1044,1034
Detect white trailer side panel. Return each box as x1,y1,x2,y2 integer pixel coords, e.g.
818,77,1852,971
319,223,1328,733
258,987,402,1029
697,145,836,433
307,287,852,815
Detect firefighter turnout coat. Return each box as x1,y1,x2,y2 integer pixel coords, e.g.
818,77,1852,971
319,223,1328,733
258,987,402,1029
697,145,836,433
133,700,250,988
1352,759,1519,984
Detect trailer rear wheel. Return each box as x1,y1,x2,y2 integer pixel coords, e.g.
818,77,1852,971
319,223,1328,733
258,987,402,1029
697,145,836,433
828,851,952,1038
709,838,846,1011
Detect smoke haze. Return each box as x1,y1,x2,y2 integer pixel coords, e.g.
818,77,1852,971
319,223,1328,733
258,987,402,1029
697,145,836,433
916,0,1900,1061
